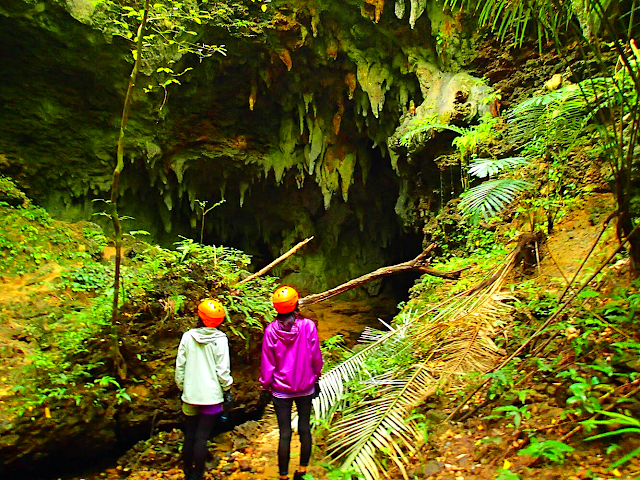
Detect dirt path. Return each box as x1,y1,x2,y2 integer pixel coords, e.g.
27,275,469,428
208,406,327,480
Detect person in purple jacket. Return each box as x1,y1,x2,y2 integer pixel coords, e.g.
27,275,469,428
259,286,324,480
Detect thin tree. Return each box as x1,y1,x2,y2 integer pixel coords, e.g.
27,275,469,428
109,0,151,379
95,0,234,378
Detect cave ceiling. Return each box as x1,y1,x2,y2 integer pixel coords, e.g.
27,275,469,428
0,0,492,293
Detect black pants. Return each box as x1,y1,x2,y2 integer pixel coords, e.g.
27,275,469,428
183,413,219,479
273,394,314,476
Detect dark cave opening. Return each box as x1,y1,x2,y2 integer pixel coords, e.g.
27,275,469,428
194,145,425,311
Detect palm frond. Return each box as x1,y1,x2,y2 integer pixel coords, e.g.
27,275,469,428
320,247,521,480
416,293,512,378
327,365,436,480
458,179,533,222
507,77,619,148
311,308,419,420
468,157,530,178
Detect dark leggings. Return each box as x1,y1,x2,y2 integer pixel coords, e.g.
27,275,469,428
273,394,314,476
183,413,219,478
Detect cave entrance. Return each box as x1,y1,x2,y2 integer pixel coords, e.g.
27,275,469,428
196,146,424,343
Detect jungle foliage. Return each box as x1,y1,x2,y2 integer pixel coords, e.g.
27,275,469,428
402,0,640,273
91,0,258,378
0,178,275,421
315,0,640,478
310,243,523,479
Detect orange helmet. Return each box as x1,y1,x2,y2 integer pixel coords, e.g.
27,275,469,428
272,286,299,314
198,299,225,327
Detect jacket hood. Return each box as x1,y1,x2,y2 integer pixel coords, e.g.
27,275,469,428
272,320,301,345
189,327,225,344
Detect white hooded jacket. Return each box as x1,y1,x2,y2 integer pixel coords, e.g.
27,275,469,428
175,327,233,405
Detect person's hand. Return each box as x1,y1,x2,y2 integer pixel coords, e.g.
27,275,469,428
223,389,235,413
259,389,271,405
311,381,321,400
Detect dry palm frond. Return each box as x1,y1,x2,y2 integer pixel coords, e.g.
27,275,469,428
319,239,529,479
311,307,425,420
327,365,437,480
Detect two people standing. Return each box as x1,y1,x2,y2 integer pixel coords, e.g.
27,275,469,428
175,286,323,480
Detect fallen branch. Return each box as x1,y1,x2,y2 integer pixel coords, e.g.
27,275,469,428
237,236,314,285
299,244,471,306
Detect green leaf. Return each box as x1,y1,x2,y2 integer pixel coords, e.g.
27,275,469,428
584,427,640,441
611,445,640,469
459,179,533,222
468,157,530,179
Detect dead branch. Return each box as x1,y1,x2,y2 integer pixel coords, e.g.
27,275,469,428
237,236,314,285
299,244,470,306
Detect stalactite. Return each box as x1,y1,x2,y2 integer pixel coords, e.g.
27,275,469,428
308,3,320,37
390,149,400,172
318,156,339,210
337,152,356,202
398,83,409,110
187,185,197,210
239,181,249,207
172,157,189,183
158,201,172,233
345,72,357,100
307,118,325,169
249,79,257,111
163,191,173,211
362,0,385,22
409,0,427,28
333,98,344,135
395,0,405,19
356,60,390,118
278,49,293,71
298,102,306,135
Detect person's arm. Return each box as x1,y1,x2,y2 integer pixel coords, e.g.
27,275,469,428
175,334,187,390
214,335,233,390
308,321,324,379
259,327,277,390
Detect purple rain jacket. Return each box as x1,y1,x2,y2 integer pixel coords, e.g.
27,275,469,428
259,317,324,395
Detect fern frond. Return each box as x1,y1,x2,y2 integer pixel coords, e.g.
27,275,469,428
507,77,619,148
401,120,468,147
468,157,530,178
459,179,533,222
320,245,522,479
312,308,420,420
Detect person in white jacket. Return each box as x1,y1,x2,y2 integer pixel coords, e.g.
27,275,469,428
175,299,234,480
